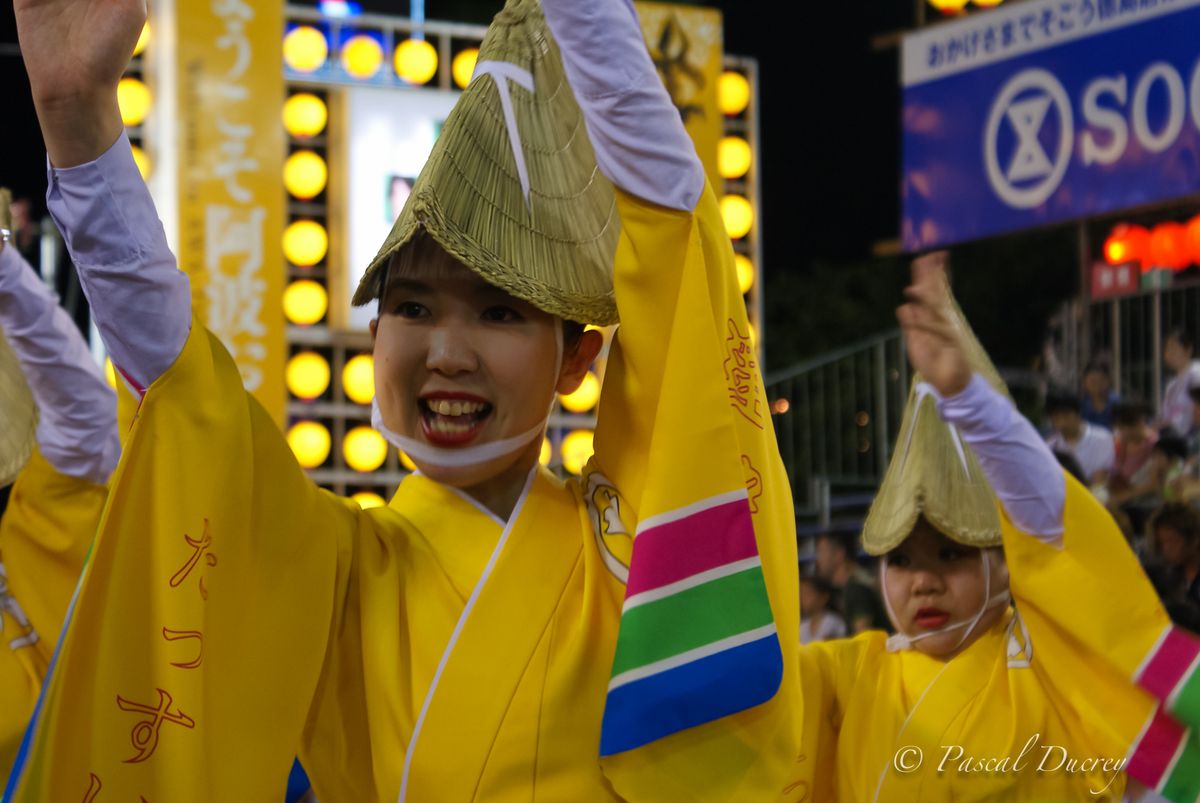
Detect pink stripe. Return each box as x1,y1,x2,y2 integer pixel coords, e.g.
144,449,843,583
116,363,146,397
625,498,757,597
1128,708,1187,789
1139,627,1200,703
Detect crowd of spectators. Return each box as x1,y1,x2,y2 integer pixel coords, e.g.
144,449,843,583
1042,330,1200,635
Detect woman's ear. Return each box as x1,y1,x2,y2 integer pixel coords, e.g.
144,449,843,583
556,329,604,394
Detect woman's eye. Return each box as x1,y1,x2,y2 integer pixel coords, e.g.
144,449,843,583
482,306,522,323
393,302,428,319
939,548,964,561
888,553,910,568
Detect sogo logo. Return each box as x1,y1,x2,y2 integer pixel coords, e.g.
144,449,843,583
985,58,1200,209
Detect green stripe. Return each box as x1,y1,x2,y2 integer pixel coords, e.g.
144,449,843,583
1162,729,1200,803
1171,661,1200,729
610,566,773,678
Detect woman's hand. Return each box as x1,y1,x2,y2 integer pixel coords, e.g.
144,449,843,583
14,0,147,166
897,251,972,398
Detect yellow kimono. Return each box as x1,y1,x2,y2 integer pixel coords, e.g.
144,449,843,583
786,476,1200,802
0,448,107,783
4,185,799,802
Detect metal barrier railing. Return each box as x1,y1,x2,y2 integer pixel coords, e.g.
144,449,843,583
765,328,908,512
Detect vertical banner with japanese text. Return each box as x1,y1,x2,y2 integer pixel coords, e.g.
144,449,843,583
176,0,285,423
635,2,723,186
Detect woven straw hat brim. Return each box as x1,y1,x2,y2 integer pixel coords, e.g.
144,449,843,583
0,327,36,488
861,383,1002,556
861,279,1008,556
353,0,620,326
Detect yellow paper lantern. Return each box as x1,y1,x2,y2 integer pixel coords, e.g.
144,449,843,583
718,137,752,180
561,429,595,476
342,34,383,79
399,450,417,471
395,38,438,85
105,358,117,389
130,145,152,180
286,351,331,400
283,93,328,139
720,195,754,239
283,280,328,326
929,0,970,11
352,491,386,509
133,21,151,57
342,354,375,405
283,220,328,267
284,25,329,73
719,71,750,116
284,150,328,200
734,254,755,295
452,48,479,89
560,371,601,413
539,437,551,467
117,78,151,127
344,426,387,472
287,421,331,468
972,0,1004,5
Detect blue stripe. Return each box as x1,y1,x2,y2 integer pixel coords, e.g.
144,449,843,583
1,555,90,802
598,634,782,757
285,759,312,803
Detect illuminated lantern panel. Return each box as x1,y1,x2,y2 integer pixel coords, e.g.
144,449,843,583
284,25,329,73
343,354,376,405
117,77,152,126
283,93,328,138
288,421,331,468
452,48,479,89
342,33,384,79
283,280,329,326
718,72,750,116
561,429,595,475
1104,223,1150,268
130,145,152,180
284,150,329,200
398,450,417,471
1186,215,1200,265
395,38,438,85
720,195,754,239
972,0,1005,5
539,437,551,467
286,351,331,400
344,426,388,472
560,371,601,413
928,0,970,13
133,21,151,57
735,254,755,295
352,491,386,509
718,137,752,180
283,220,329,267
1149,222,1190,271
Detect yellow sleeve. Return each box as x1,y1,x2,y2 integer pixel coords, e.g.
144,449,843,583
1001,474,1198,793
6,321,349,803
593,183,800,800
0,446,106,660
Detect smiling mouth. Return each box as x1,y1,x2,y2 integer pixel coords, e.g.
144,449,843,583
419,397,493,446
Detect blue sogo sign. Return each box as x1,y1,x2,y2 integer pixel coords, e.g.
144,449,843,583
902,0,1200,251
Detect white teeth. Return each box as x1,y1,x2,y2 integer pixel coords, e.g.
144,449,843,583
426,399,486,417
430,417,471,434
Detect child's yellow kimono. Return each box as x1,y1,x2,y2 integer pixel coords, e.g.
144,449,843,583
3,181,799,801
786,475,1200,802
0,448,107,782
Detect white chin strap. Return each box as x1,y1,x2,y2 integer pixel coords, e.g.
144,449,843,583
370,324,564,471
883,549,1010,653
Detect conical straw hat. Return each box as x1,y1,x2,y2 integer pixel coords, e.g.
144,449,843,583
861,281,1009,556
0,188,37,487
353,0,620,325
